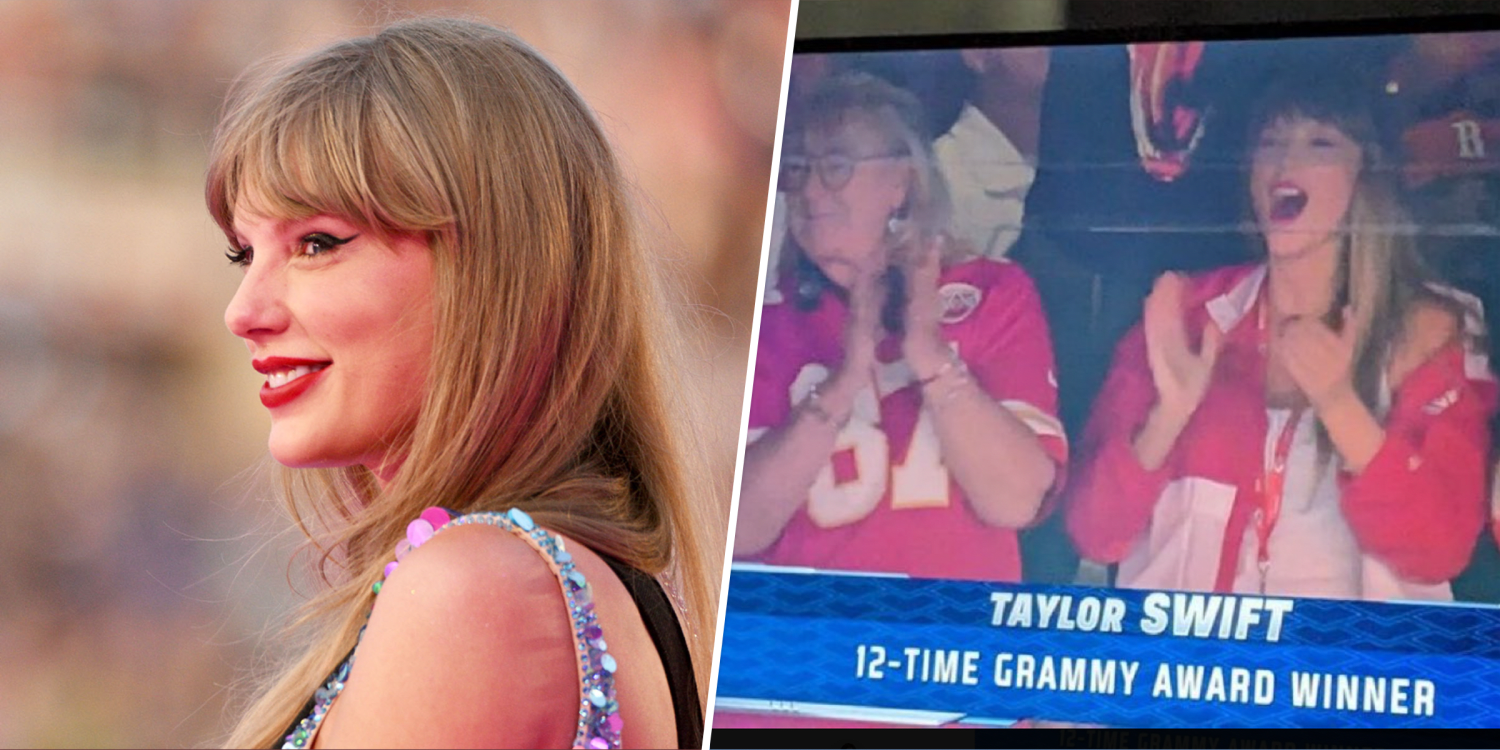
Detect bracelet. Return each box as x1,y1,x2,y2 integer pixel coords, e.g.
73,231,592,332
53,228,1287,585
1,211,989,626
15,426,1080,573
920,359,974,410
802,384,852,428
926,372,975,410
916,354,963,386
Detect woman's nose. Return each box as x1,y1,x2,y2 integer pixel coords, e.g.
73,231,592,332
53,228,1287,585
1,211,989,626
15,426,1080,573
224,263,289,341
1265,145,1292,172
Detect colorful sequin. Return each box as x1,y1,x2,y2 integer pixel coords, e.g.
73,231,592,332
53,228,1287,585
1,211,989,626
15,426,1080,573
281,507,623,749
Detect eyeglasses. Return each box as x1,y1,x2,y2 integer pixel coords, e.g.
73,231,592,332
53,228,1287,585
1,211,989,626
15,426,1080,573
778,152,908,193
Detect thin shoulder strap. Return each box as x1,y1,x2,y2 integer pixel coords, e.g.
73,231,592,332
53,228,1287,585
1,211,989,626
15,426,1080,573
601,556,704,749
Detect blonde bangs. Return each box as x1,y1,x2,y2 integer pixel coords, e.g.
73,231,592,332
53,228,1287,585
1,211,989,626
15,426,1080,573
206,49,452,243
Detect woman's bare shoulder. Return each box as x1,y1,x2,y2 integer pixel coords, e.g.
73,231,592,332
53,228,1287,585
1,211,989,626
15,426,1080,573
316,522,579,748
1390,298,1464,389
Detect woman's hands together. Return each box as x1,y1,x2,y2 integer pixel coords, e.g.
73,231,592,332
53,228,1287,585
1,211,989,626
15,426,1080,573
901,233,952,380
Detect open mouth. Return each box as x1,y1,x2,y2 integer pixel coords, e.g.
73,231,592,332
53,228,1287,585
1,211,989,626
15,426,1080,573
253,358,333,409
1268,183,1309,223
265,363,329,389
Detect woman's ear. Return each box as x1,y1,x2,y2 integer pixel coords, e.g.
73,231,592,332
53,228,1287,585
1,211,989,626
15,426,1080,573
889,163,917,214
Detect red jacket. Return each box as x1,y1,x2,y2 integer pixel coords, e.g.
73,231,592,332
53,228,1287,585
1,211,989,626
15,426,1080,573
1066,264,1496,596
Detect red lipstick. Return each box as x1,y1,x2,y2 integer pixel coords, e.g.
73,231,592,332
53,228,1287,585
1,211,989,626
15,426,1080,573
253,357,332,409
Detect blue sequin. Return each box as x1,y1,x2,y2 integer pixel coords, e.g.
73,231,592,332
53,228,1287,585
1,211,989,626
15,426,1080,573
506,506,535,531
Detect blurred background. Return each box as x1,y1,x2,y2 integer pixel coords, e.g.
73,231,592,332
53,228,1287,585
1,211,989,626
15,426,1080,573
0,0,788,746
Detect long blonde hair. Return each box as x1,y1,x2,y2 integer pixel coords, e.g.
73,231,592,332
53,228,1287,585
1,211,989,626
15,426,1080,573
207,18,720,747
1247,68,1455,419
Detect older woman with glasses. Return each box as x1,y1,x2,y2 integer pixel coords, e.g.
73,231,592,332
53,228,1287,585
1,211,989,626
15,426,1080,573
733,72,1067,582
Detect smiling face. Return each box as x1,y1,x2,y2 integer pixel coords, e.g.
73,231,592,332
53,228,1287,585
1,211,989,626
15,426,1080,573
224,209,436,481
786,114,911,288
1251,116,1365,259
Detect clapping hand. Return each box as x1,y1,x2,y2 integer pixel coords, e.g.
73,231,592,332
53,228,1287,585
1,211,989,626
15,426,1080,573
838,262,885,393
900,233,952,378
1143,272,1224,422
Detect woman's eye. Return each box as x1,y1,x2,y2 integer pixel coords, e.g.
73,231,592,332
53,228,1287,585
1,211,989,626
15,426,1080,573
299,232,357,257
225,244,252,267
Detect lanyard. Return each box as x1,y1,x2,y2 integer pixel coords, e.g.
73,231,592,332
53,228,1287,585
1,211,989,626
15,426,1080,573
1257,406,1304,591
1251,285,1302,592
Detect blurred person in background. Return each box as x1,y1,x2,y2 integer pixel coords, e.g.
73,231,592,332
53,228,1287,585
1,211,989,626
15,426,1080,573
1381,32,1500,597
934,47,1050,260
209,18,716,748
734,72,1067,583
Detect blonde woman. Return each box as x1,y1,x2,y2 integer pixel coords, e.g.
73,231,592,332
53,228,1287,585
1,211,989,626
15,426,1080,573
1067,69,1497,601
210,19,715,748
735,73,1067,582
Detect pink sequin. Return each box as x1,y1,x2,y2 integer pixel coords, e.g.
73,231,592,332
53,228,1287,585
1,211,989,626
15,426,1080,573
588,737,609,749
395,539,413,562
606,713,623,733
406,518,435,546
419,507,451,529
383,561,398,579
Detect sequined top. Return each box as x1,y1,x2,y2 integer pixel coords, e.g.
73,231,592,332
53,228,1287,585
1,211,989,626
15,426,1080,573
281,507,623,749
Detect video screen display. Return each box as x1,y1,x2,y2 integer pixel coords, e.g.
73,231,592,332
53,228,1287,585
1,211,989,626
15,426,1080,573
718,18,1500,730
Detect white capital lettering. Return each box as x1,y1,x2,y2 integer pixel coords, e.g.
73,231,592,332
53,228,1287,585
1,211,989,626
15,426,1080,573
1453,119,1486,160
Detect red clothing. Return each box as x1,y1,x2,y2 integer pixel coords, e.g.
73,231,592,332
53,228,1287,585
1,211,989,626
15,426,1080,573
1066,264,1497,596
744,258,1067,582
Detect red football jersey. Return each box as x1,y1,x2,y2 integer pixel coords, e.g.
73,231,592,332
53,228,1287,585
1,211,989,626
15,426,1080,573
742,257,1067,582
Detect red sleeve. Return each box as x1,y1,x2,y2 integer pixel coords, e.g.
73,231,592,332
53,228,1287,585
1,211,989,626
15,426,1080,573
1064,323,1179,564
737,301,810,564
965,267,1067,465
746,302,801,436
1338,344,1498,583
961,265,1068,517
